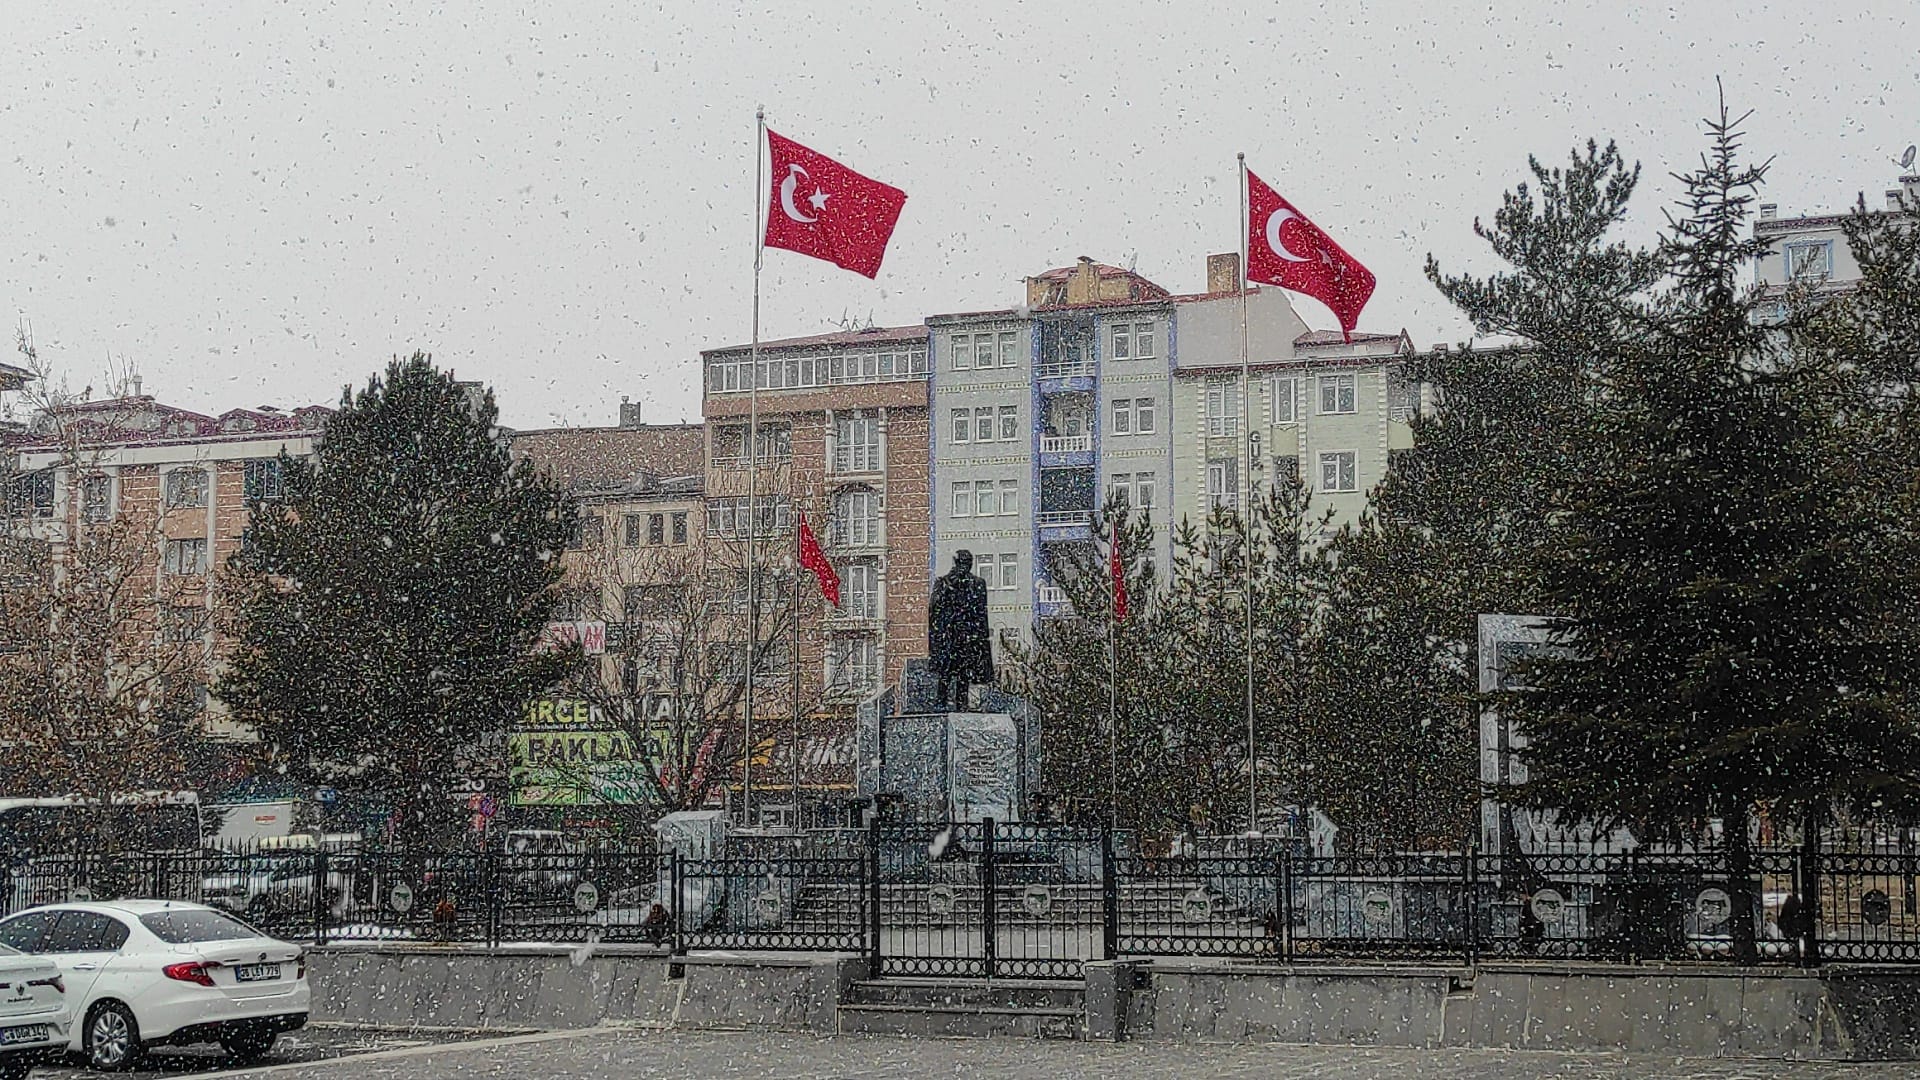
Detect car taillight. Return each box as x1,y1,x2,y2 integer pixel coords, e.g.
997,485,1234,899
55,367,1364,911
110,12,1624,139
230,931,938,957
296,951,307,980
27,976,63,995
163,962,218,988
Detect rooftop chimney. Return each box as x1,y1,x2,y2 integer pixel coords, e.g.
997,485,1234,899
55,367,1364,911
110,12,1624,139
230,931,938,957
130,375,142,398
1206,252,1241,295
1757,203,1778,221
619,396,645,429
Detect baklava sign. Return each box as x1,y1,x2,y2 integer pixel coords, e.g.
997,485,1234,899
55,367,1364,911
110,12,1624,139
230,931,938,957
510,699,653,807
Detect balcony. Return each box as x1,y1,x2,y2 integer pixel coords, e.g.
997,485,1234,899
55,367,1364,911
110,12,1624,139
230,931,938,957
1038,433,1091,455
1035,359,1096,381
1036,510,1093,541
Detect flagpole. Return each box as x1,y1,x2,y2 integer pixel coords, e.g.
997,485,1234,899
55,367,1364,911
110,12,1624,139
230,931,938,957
744,105,765,828
790,497,805,832
1108,528,1119,829
1238,151,1257,837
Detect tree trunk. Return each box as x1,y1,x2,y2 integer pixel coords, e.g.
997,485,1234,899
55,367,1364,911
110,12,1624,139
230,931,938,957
1724,802,1759,967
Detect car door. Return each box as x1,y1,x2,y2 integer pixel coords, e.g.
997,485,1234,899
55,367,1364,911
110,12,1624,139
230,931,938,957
41,910,124,1004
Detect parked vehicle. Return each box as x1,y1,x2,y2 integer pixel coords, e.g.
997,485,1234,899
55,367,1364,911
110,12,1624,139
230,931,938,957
0,942,67,1080
0,901,308,1069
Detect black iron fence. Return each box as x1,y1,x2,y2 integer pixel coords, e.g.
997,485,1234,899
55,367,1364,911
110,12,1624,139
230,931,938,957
4,825,1917,973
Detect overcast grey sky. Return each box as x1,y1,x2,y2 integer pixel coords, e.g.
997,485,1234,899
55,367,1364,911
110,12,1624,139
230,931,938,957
3,1,1914,428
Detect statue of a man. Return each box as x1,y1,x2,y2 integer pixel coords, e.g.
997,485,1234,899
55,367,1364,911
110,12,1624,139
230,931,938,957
928,550,994,710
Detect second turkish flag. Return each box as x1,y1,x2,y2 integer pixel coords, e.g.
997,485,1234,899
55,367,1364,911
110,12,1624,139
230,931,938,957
764,129,907,279
1244,167,1375,342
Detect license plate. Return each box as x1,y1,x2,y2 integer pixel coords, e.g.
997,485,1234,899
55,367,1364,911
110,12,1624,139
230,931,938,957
0,1025,47,1046
234,964,281,983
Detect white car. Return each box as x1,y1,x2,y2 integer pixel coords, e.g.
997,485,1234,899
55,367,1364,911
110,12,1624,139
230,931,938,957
0,900,308,1070
0,942,66,1080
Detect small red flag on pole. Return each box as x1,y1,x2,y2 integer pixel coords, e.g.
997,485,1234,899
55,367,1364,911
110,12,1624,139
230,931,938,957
763,129,908,279
1244,167,1376,342
798,509,840,607
1109,521,1128,623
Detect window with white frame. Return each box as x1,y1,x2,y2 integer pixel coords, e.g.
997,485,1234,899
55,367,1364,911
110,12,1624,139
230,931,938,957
834,486,882,547
997,330,1019,368
1133,397,1155,434
974,407,995,442
974,334,996,371
998,479,1018,516
952,481,976,517
165,467,208,509
80,475,114,523
1270,376,1297,423
7,471,53,519
1111,399,1132,435
997,552,1018,590
841,560,880,618
1135,472,1156,513
833,411,880,472
1319,451,1358,492
1111,320,1155,360
164,537,208,576
975,480,999,517
1204,381,1239,437
998,405,1018,441
951,333,973,370
828,634,881,692
951,408,971,444
1206,459,1238,510
1108,473,1131,507
1785,240,1833,280
1319,373,1357,414
1132,321,1156,360
706,496,790,538
976,552,999,586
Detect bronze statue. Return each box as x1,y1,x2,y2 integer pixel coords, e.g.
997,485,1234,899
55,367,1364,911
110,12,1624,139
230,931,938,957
928,550,994,710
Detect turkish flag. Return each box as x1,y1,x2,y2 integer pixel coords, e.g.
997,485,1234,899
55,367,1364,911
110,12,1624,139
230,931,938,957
798,509,840,607
1109,521,1128,624
1244,167,1376,342
763,129,907,279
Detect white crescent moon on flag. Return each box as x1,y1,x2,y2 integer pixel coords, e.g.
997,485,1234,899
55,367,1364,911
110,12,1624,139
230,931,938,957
1265,207,1309,262
779,164,817,224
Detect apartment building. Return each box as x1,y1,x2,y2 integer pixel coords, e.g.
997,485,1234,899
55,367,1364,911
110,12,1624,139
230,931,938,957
1753,172,1919,301
700,326,932,700
4,392,329,738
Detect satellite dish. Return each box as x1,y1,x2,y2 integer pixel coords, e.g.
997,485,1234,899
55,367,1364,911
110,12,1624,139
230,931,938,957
1902,144,1917,170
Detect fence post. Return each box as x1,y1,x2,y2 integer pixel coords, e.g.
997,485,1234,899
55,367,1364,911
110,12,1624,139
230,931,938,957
485,846,502,950
865,816,881,972
670,852,685,957
1463,839,1478,969
1100,827,1117,962
1801,822,1822,969
981,819,997,979
313,848,329,947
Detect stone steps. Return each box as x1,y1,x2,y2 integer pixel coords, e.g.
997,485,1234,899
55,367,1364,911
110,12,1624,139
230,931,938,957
837,977,1086,1039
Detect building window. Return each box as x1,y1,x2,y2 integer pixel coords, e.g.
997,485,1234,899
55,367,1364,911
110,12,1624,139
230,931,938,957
1784,240,1833,280
1110,321,1154,360
1111,399,1132,436
706,496,790,538
998,405,1018,442
998,331,1019,368
1135,473,1156,513
1270,376,1297,423
164,537,208,576
1206,459,1238,510
974,407,995,443
999,479,1018,517
648,513,665,545
713,422,790,465
624,583,681,621
80,475,114,523
841,560,880,618
671,512,688,545
952,482,975,518
1319,451,1358,493
833,412,881,473
1319,374,1357,415
828,634,880,693
1108,473,1131,507
951,333,972,371
1204,382,1239,437
1134,397,1156,434
623,514,643,547
161,605,204,644
572,513,604,548
834,486,882,547
7,470,54,520
975,480,998,517
951,408,970,444
164,468,208,509
243,458,285,501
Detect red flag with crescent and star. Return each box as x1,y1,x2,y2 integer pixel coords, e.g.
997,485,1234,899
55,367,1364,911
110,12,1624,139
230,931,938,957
1244,167,1376,342
1109,520,1128,624
763,129,907,279
797,509,840,607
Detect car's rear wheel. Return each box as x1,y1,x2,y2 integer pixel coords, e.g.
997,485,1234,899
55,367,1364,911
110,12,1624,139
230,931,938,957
221,1027,278,1062
86,1001,143,1071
